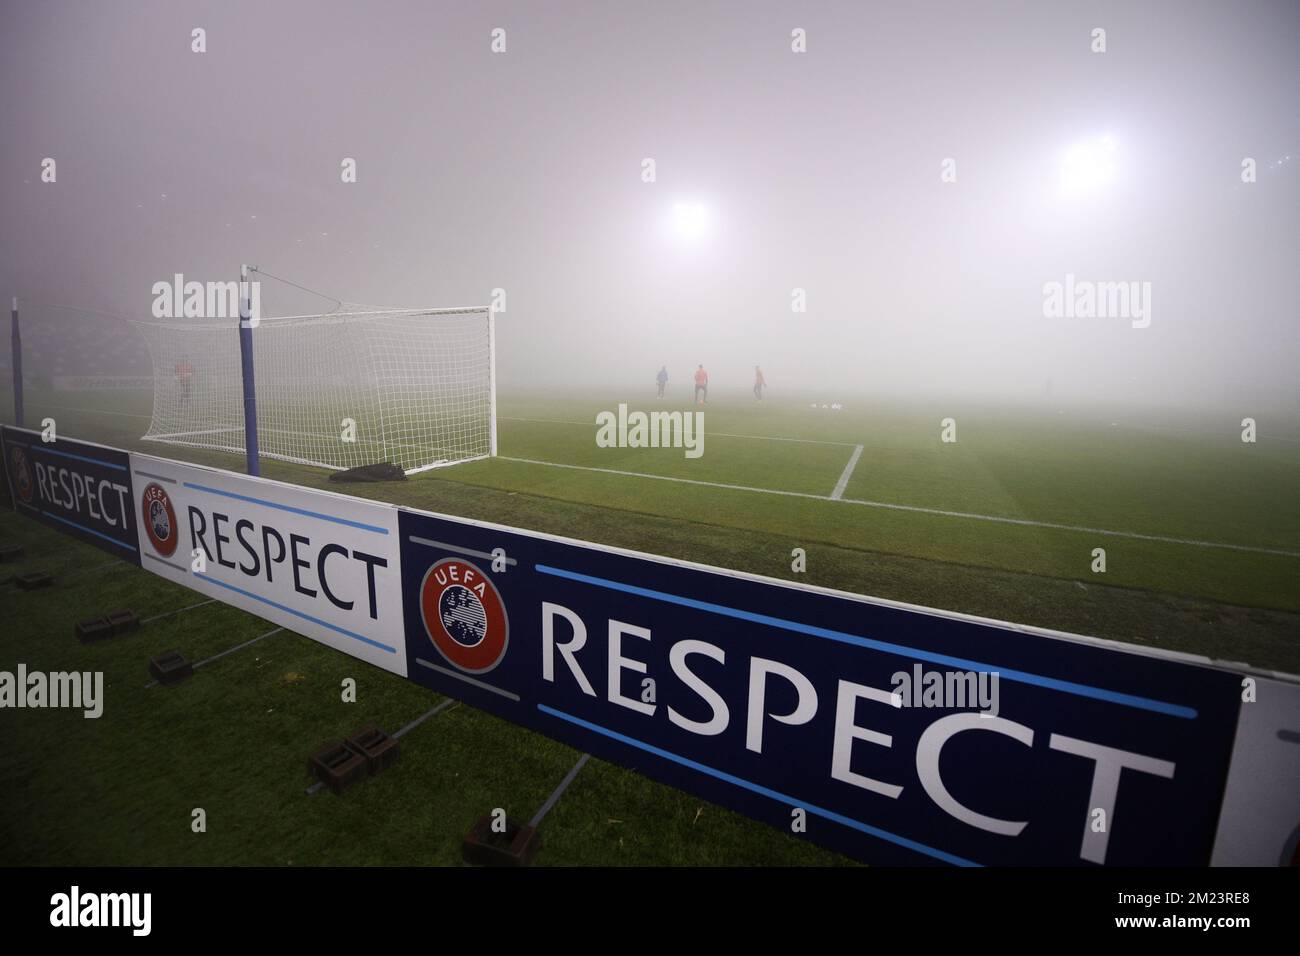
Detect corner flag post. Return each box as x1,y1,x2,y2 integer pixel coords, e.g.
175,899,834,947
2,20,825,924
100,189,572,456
10,297,23,428
238,264,260,476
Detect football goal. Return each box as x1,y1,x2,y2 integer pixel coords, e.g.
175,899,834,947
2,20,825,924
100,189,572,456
139,306,496,474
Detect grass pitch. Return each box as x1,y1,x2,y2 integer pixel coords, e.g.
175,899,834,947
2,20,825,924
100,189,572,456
1,385,1296,866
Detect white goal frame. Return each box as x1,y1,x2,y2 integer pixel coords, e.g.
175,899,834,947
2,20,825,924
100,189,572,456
138,306,497,475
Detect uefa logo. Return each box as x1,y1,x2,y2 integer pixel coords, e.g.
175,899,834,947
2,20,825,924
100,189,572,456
418,557,508,674
140,483,179,557
9,446,33,505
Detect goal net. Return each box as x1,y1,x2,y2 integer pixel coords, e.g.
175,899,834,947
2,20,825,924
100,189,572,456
138,307,496,474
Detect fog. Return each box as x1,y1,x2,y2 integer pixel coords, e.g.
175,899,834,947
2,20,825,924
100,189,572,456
1,0,1296,411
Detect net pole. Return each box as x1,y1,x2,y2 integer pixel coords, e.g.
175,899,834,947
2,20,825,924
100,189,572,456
9,297,22,428
488,304,498,456
238,264,260,475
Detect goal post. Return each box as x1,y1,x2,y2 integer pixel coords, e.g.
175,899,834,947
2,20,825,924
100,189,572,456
487,303,497,458
138,306,497,475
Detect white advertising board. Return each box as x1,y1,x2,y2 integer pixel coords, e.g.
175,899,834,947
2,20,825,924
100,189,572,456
129,453,407,677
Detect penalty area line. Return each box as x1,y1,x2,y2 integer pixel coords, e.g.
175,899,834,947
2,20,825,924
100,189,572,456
494,455,1299,558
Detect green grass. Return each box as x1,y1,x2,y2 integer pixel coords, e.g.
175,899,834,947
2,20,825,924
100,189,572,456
1,386,1297,866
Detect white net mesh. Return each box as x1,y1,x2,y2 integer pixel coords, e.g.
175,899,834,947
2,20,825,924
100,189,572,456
138,307,495,474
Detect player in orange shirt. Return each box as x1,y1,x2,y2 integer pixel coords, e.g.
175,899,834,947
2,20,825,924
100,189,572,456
693,364,708,404
174,355,194,401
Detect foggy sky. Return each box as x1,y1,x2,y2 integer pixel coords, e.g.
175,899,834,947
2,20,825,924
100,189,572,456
1,0,1296,409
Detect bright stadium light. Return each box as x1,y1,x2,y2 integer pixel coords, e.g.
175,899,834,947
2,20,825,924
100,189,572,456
1059,136,1118,197
670,201,711,241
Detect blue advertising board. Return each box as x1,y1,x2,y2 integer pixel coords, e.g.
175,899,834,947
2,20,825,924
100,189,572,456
398,506,1244,866
1,426,140,564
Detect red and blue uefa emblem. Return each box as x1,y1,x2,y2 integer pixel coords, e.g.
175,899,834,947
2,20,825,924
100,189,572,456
141,482,179,557
419,557,509,673
9,445,33,505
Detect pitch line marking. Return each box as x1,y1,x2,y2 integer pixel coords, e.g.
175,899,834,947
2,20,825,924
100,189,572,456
496,456,1299,558
500,455,828,501
831,444,864,500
